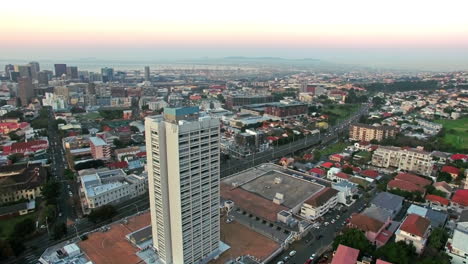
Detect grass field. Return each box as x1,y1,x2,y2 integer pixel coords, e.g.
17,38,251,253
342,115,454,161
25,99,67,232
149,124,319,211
435,118,468,151
318,141,349,157
77,112,102,120
0,211,39,239
322,104,360,125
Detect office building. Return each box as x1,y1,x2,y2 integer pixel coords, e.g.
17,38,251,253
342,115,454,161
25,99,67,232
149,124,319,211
16,65,33,79
101,67,114,82
144,66,150,81
66,66,79,79
54,64,67,77
28,61,40,79
145,106,224,264
226,94,274,109
4,64,14,79
349,123,399,142
37,71,49,85
18,77,34,106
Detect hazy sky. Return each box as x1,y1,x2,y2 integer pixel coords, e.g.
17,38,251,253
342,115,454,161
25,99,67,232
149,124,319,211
2,0,468,70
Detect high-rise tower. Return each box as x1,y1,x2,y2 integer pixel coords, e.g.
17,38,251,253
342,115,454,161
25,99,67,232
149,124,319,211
145,106,224,264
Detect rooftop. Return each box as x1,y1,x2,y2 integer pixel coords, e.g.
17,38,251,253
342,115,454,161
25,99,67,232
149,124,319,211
350,213,385,233
399,214,430,237
395,173,431,187
89,136,107,147
452,189,468,207
331,244,359,264
304,187,339,208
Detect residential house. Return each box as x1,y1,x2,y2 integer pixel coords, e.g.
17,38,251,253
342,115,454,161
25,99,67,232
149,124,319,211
441,166,460,179
395,214,431,254
451,189,468,214
446,210,468,264
349,213,390,247
433,181,453,198
370,192,404,219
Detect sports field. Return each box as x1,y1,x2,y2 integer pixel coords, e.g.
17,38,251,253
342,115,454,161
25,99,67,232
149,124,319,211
435,118,468,151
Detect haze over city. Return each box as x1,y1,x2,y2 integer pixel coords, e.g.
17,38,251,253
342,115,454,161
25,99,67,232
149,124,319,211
2,0,468,70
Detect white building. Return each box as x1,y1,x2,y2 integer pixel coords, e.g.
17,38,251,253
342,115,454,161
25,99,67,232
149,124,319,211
300,187,339,220
42,92,67,110
145,106,226,264
81,170,147,211
332,181,358,205
446,211,468,264
395,214,431,254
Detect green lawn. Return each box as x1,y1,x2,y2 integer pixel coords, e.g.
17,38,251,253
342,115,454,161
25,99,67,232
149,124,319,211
322,104,360,125
0,211,39,239
435,118,468,151
319,141,349,157
77,112,102,120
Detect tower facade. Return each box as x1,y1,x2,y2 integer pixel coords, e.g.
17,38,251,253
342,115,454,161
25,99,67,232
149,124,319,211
145,106,222,264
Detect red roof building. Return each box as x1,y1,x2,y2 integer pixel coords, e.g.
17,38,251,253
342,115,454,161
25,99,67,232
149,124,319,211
451,154,468,161
329,154,344,162
308,168,325,177
387,179,425,194
399,214,430,237
376,259,393,264
331,245,359,264
441,166,460,178
3,140,48,155
335,172,351,180
321,162,334,169
360,169,379,179
0,122,30,135
425,194,449,206
395,173,431,187
451,189,468,207
106,161,128,169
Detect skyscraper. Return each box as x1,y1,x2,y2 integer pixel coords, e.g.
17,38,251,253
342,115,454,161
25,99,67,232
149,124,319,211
37,71,49,85
145,106,224,264
18,77,34,106
144,66,150,81
54,64,67,77
16,65,33,79
101,67,114,82
4,64,14,79
28,61,40,80
66,66,79,79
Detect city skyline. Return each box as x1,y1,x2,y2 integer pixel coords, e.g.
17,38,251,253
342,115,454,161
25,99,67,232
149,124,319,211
2,0,468,70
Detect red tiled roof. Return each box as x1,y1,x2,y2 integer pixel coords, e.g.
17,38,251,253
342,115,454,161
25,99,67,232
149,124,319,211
308,168,325,176
433,181,452,193
321,162,334,169
376,259,393,264
336,172,351,180
451,154,468,161
349,213,385,233
331,245,359,264
395,173,431,187
399,214,430,237
361,169,379,179
452,189,468,207
387,179,425,194
136,151,146,157
106,161,128,169
425,194,449,206
441,166,460,175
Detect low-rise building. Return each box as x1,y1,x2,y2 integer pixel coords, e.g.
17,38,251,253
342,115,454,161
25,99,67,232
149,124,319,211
114,146,141,161
395,214,431,254
370,192,404,219
332,181,358,205
2,139,49,155
300,187,339,220
349,213,390,247
81,170,147,212
0,164,46,203
451,190,468,214
446,210,468,264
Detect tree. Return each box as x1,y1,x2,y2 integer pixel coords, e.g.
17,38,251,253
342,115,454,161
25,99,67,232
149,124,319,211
342,167,353,174
7,131,21,141
12,218,35,238
52,222,68,240
113,139,127,148
0,239,14,260
74,160,105,171
426,185,448,198
70,107,86,114
64,169,75,180
141,104,149,111
88,205,117,223
437,172,452,183
428,227,449,250
333,228,374,256
375,241,416,264
41,180,61,205
312,150,322,162
7,153,23,164
41,204,57,223
217,94,226,103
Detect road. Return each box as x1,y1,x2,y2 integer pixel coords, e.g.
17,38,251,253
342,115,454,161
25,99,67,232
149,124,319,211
221,102,370,177
269,187,378,264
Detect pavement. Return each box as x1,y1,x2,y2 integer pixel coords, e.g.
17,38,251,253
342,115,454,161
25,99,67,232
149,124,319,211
268,187,378,264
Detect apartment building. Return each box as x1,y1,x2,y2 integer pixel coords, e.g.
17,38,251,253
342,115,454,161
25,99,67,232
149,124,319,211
300,187,339,220
349,123,398,142
89,136,111,160
395,214,431,254
81,170,147,212
145,106,224,264
371,146,433,176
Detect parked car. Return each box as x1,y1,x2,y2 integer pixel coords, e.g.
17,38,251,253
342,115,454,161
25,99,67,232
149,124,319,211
289,250,296,256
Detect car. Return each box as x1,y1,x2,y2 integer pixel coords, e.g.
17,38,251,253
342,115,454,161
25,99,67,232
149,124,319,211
277,261,284,264
310,253,316,259
305,260,313,264
283,256,290,261
289,250,296,256
69,191,73,196
324,222,329,226
331,219,336,224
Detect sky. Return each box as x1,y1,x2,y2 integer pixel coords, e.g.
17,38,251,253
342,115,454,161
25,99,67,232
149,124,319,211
2,0,468,70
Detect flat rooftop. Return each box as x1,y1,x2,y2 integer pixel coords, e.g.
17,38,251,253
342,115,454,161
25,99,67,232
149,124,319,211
78,212,151,264
223,163,323,209
210,216,280,264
